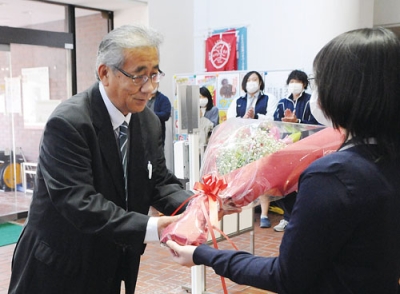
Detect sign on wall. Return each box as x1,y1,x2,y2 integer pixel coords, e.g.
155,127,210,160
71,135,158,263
5,76,22,114
21,67,60,128
211,26,247,71
205,30,237,72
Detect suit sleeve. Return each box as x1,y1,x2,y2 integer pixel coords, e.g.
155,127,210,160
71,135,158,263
140,111,193,215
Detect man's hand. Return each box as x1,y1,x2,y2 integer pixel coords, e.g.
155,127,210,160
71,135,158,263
282,109,298,123
157,215,181,238
166,240,197,267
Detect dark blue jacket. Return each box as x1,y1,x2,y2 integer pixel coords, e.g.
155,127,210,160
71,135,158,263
147,91,171,145
274,92,319,124
236,93,269,119
193,144,400,293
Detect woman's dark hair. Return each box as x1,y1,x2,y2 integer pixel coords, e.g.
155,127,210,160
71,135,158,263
200,86,214,111
286,70,309,89
313,27,400,159
241,71,265,93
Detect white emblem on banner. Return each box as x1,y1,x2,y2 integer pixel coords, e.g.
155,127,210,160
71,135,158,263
209,40,231,69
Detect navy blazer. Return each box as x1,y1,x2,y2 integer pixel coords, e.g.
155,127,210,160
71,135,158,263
9,83,192,294
193,145,400,293
148,91,171,145
236,93,269,119
273,92,319,125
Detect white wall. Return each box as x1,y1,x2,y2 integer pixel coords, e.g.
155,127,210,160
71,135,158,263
148,0,195,98
193,0,373,74
148,0,196,170
113,2,148,28
374,0,400,25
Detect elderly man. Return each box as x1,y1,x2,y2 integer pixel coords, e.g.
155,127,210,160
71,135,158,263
8,25,192,294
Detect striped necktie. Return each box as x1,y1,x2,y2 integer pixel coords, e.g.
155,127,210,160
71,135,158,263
119,121,128,197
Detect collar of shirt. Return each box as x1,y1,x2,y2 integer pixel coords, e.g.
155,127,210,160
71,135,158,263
288,90,305,100
246,91,259,109
99,82,131,131
246,91,260,99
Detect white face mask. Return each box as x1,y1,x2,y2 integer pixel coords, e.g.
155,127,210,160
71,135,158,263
199,98,208,108
288,82,303,95
246,81,259,94
309,90,333,127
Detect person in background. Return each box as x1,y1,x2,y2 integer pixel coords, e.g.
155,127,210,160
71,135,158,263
198,86,219,153
8,25,193,294
272,70,319,232
166,27,400,293
234,71,277,120
199,86,219,127
228,71,278,228
147,84,172,147
273,69,318,124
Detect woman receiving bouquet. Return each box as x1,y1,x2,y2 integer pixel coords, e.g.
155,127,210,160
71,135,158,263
166,27,400,293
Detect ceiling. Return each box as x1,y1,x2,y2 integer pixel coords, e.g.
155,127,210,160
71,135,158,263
0,0,146,28
45,0,147,10
2,1,400,38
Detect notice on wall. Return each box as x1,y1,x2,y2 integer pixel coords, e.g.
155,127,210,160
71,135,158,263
21,67,57,128
5,76,22,114
0,94,5,114
264,70,292,100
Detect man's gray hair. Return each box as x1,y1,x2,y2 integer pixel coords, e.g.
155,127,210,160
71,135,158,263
95,25,163,80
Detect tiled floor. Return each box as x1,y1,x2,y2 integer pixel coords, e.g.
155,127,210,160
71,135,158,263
0,191,31,221
0,192,284,294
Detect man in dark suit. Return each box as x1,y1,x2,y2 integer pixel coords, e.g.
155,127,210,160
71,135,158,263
8,25,192,294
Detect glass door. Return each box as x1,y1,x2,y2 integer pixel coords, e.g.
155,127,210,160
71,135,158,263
0,0,112,219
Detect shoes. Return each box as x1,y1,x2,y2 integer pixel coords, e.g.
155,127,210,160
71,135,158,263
274,219,289,232
260,217,271,228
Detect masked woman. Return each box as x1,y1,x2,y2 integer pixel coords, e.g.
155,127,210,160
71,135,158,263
199,86,219,127
233,71,277,120
273,70,318,125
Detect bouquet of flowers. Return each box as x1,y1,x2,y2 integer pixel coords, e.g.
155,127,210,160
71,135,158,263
161,118,344,245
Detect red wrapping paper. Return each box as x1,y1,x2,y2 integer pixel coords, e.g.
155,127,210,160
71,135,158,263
161,119,344,245
219,126,343,207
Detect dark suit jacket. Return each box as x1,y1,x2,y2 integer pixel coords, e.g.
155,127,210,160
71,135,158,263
9,83,192,294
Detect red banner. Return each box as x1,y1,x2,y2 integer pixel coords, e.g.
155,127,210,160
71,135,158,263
205,31,237,72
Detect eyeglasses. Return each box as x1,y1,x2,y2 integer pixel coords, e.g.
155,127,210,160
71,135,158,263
115,67,165,86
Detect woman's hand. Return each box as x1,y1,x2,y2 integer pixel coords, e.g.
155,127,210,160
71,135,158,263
243,107,255,119
282,109,299,123
166,240,197,267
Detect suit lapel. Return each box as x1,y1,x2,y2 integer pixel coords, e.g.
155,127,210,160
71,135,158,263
91,84,126,201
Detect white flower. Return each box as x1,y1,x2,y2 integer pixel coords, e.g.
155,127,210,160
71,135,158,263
215,123,287,175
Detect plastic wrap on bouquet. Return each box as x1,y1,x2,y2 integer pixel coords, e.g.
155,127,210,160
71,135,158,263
202,119,344,208
161,175,227,246
161,118,344,245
